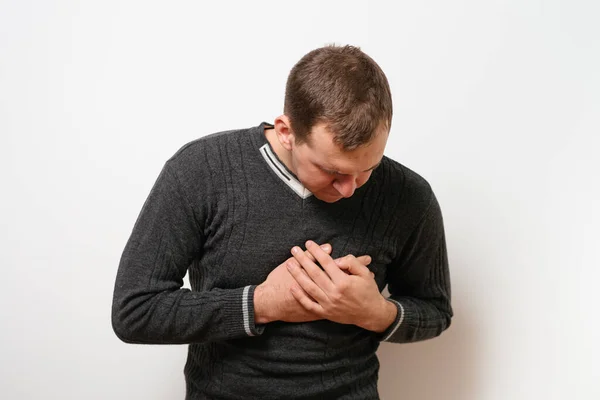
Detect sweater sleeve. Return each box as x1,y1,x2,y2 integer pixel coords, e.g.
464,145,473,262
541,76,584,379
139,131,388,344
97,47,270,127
112,162,264,344
378,193,453,343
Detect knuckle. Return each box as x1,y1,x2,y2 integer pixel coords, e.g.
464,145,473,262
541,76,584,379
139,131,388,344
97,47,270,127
330,290,342,302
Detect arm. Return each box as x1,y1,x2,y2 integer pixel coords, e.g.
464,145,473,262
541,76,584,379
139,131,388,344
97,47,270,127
378,193,453,343
111,162,264,344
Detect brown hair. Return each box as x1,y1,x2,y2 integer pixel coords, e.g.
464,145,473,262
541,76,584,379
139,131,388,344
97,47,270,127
284,44,393,150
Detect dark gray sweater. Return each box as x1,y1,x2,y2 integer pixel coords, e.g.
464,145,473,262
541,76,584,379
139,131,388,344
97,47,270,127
112,122,452,399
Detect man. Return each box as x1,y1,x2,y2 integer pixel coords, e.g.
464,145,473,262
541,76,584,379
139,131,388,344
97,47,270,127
112,44,452,399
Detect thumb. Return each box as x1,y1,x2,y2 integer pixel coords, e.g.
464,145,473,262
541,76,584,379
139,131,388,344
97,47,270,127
335,255,372,276
336,255,371,269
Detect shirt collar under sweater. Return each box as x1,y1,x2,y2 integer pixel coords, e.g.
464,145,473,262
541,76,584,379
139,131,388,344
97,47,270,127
252,122,313,199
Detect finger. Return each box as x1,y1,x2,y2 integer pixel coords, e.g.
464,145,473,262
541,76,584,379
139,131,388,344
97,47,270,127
286,258,329,303
337,264,375,277
290,285,324,315
335,255,371,269
335,255,372,277
356,255,372,266
335,259,350,274
336,254,370,270
291,245,337,293
288,257,310,278
304,241,347,283
289,280,317,303
306,243,331,263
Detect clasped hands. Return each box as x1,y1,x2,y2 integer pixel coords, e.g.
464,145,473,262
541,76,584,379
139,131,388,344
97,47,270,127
254,240,396,332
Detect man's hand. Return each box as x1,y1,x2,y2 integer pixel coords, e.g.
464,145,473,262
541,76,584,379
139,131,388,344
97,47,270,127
254,243,371,324
287,240,397,333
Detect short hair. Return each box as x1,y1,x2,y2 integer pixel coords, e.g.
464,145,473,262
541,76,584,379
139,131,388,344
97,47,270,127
284,44,393,150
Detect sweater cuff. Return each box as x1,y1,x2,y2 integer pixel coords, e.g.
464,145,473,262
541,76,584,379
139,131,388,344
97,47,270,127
241,285,265,337
218,285,265,340
378,299,405,342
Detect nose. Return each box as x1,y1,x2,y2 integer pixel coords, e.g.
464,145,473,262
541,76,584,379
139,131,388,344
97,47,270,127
333,176,357,198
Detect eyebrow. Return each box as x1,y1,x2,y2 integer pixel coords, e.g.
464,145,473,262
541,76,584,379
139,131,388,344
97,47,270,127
322,160,382,175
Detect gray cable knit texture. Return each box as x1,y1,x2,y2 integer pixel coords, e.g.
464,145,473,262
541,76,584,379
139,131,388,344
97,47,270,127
112,122,453,399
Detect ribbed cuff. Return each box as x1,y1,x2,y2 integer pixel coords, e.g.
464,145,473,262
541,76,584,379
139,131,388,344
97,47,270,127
242,285,265,336
379,299,405,342
217,285,265,340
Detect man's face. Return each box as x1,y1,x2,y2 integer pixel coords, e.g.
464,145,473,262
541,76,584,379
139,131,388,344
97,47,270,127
290,123,388,203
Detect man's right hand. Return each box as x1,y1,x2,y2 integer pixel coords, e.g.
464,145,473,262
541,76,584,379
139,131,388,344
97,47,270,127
254,244,371,324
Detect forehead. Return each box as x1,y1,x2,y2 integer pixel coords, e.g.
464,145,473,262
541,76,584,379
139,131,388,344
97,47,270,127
304,123,388,171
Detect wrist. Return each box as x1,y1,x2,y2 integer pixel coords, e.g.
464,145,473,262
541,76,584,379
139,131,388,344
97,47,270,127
364,298,398,333
254,284,275,324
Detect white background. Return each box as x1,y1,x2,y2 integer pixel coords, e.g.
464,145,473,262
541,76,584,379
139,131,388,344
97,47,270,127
1,1,599,399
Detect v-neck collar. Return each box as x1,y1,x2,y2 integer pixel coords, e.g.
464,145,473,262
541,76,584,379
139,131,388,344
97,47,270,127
259,143,313,199
255,122,313,200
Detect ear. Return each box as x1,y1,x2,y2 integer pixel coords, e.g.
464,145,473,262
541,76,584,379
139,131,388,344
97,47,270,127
273,115,295,151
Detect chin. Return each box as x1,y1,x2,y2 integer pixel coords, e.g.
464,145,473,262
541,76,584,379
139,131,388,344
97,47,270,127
314,193,343,203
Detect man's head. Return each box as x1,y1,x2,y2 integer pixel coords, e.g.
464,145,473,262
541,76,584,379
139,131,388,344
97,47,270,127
284,44,392,150
273,45,393,203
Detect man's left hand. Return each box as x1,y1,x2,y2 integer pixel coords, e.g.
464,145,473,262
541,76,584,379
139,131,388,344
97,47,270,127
287,240,397,332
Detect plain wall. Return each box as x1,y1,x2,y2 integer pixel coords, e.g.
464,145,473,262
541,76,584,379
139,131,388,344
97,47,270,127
1,1,599,399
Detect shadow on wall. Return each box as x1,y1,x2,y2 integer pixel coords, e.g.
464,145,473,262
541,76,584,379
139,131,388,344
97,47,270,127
377,296,478,400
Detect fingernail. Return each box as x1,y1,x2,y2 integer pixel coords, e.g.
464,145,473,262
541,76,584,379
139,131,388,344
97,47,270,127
320,244,330,251
306,240,315,247
291,246,300,254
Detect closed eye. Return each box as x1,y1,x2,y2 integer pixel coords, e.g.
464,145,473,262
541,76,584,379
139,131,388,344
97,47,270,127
322,168,347,176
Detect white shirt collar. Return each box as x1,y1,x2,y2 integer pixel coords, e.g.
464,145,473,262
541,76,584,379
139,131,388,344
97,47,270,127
259,143,313,199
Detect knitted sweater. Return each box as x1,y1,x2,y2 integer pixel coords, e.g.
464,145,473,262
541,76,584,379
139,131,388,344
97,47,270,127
112,122,453,399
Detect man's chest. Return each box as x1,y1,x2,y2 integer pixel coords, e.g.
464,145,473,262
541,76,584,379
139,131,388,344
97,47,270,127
197,191,399,291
